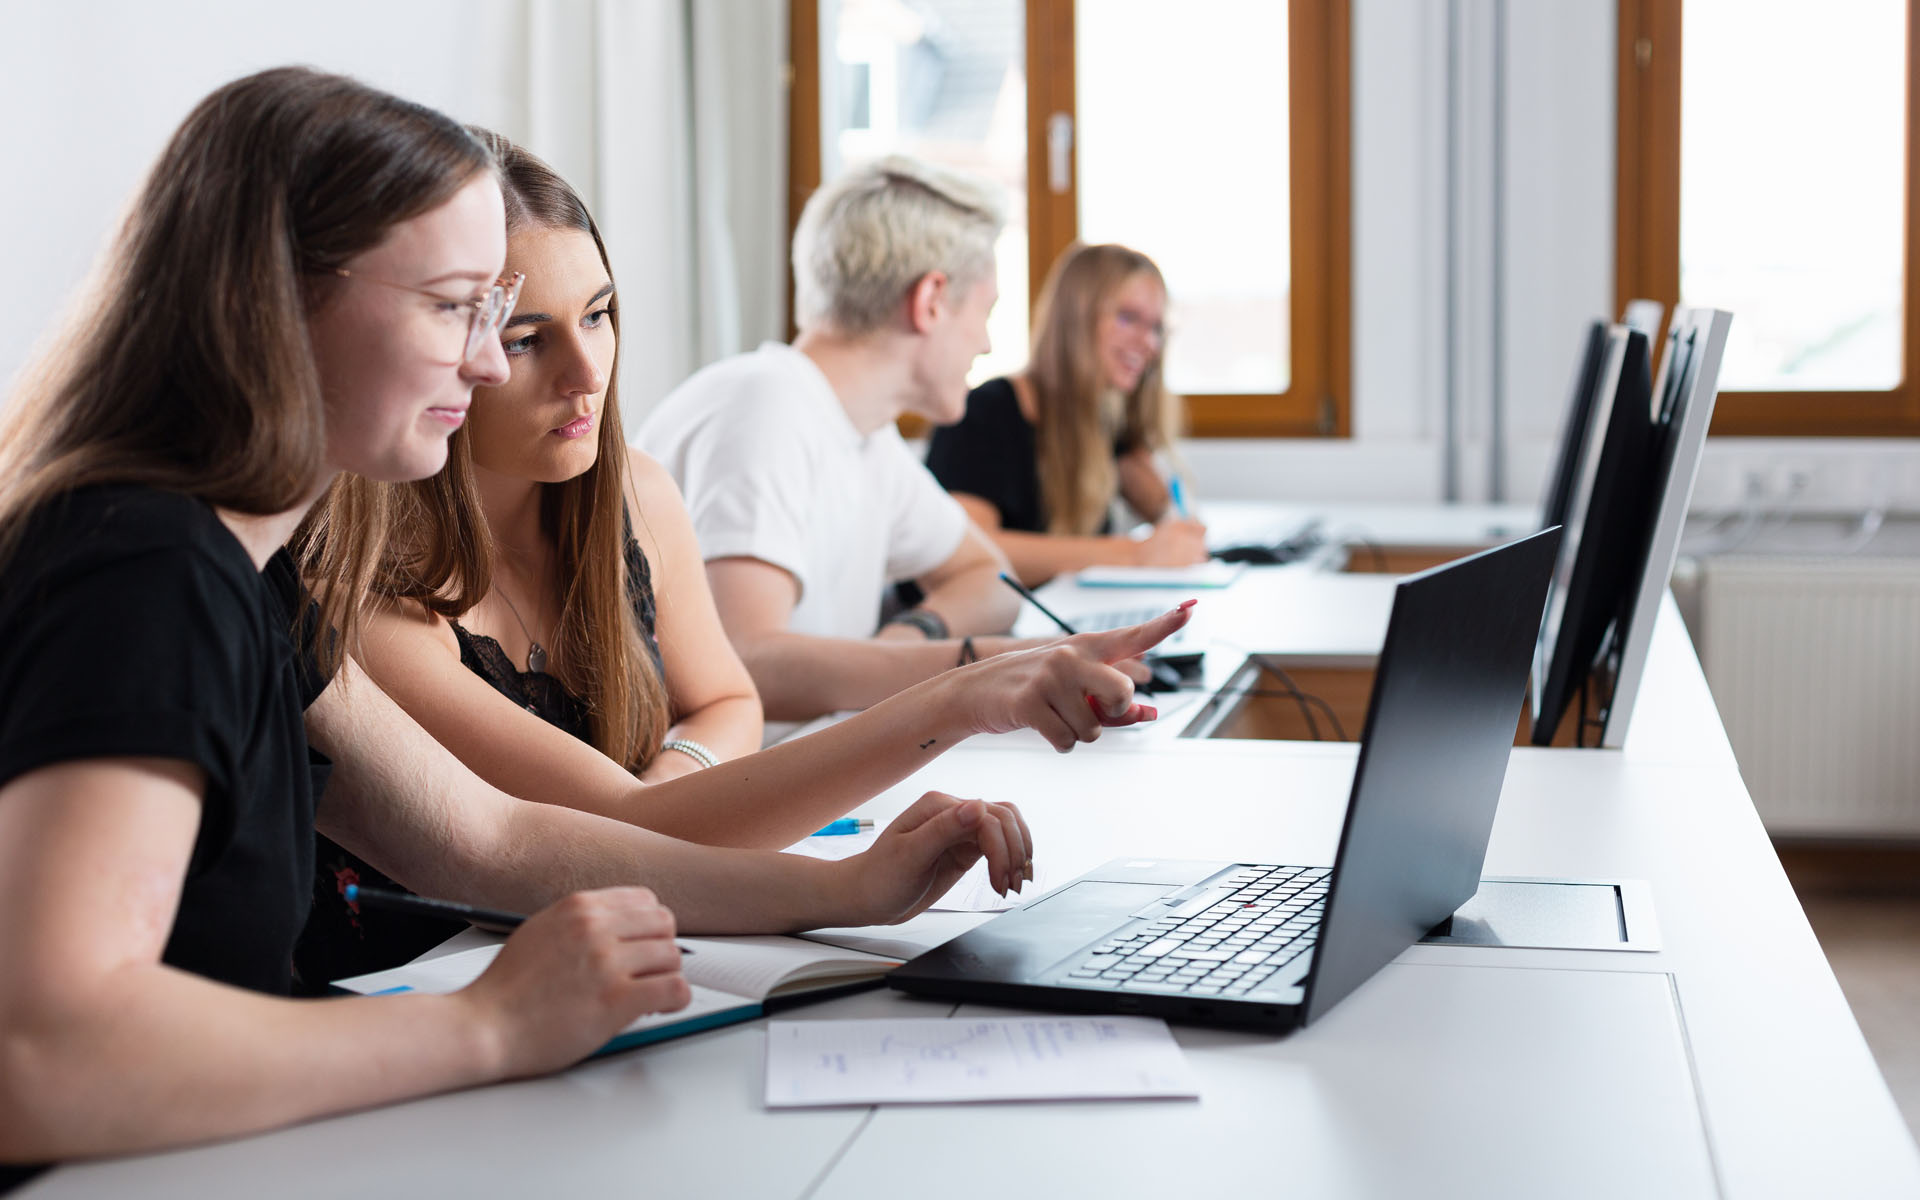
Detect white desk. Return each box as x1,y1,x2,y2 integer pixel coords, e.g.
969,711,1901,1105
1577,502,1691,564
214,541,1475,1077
27,505,1916,1199
1199,498,1539,555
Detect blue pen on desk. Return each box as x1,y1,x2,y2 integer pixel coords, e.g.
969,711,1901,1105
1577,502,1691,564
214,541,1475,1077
811,818,875,837
1168,474,1191,520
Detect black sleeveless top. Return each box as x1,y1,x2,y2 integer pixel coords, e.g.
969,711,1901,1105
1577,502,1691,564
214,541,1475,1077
292,522,664,991
449,531,664,735
925,376,1132,534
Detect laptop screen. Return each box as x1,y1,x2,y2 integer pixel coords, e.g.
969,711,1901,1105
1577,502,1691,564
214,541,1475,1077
1303,528,1561,1025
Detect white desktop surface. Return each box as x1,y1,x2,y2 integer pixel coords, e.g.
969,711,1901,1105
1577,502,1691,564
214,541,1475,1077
25,502,1916,1198
1199,498,1538,552
824,964,1715,1200
1012,552,1736,769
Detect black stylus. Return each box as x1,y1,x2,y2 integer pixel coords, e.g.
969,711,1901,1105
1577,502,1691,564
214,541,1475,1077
344,885,692,951
998,571,1079,636
998,571,1184,694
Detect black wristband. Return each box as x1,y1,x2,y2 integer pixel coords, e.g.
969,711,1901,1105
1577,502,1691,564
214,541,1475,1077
886,607,949,641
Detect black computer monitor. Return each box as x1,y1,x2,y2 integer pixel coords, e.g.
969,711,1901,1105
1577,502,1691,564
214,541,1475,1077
1539,321,1611,533
1541,302,1663,535
1593,307,1733,748
1529,327,1656,746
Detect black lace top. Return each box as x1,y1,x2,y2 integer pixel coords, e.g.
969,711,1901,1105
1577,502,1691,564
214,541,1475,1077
293,520,664,991
449,530,664,738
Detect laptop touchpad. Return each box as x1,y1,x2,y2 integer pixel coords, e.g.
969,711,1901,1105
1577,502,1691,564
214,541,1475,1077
911,882,1170,981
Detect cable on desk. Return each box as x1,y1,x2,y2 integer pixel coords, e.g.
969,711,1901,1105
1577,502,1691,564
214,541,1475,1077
1168,681,1351,742
1262,660,1350,742
1192,638,1354,743
1326,524,1390,573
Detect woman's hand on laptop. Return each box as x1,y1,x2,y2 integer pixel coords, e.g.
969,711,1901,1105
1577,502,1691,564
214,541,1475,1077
842,791,1034,922
949,601,1197,750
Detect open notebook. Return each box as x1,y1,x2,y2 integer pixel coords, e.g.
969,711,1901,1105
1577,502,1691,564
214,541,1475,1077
334,934,902,1055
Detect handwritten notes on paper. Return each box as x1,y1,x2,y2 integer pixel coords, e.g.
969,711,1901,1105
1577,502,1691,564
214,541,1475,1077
764,1016,1199,1107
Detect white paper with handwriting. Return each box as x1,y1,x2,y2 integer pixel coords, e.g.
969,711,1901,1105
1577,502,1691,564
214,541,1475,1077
763,1016,1199,1107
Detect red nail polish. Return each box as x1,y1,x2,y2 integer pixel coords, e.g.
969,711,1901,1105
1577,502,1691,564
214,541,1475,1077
1177,598,1198,611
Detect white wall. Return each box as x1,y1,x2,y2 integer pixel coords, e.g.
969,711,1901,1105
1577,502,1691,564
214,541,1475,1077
0,0,788,428
0,2,532,400
1498,0,1619,498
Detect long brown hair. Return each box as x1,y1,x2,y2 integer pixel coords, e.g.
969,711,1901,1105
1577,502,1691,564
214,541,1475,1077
1027,243,1182,536
307,131,671,772
0,67,493,669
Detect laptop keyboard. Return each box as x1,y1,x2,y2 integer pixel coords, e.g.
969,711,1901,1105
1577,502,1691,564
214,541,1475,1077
1064,865,1328,997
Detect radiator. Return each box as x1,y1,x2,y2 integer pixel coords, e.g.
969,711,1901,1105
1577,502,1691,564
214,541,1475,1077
1698,556,1920,837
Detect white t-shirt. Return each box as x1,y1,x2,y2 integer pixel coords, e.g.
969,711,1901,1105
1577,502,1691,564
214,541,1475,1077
637,342,970,643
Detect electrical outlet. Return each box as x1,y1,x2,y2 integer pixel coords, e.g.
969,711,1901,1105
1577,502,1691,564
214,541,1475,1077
1698,444,1920,515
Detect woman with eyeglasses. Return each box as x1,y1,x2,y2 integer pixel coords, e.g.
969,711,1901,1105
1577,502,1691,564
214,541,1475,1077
296,134,1191,983
926,242,1209,586
0,68,1081,1177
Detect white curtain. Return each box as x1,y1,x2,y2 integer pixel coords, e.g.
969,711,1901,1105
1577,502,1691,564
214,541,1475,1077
513,0,791,427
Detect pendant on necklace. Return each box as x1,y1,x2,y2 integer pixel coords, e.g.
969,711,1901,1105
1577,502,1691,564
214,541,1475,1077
527,642,549,674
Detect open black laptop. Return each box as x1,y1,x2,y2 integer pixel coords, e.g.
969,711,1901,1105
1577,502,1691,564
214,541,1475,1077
889,527,1561,1031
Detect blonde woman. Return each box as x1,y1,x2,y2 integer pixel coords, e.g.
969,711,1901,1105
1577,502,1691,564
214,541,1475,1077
927,243,1209,585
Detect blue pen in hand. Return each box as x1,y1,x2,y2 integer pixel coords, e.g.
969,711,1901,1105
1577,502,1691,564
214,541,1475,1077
1168,474,1191,520
812,818,876,837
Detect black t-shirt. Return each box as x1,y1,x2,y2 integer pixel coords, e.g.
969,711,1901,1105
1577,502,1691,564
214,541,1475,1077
925,377,1126,534
0,485,331,1191
0,486,325,995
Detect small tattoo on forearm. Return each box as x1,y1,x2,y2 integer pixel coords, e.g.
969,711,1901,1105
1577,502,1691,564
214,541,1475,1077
919,738,937,750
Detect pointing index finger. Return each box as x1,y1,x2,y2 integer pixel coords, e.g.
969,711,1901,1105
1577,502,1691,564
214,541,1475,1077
1086,599,1197,663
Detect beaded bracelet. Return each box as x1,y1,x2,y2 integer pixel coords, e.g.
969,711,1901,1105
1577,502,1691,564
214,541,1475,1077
661,738,719,770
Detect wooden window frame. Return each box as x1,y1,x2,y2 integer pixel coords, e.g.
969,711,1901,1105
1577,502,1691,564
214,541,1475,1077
789,0,1352,439
1618,0,1920,436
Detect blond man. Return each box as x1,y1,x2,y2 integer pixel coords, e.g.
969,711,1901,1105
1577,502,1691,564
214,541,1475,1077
640,156,1085,741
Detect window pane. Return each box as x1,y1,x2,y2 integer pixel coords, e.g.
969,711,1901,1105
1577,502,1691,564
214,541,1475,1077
821,0,1028,385
1681,0,1906,391
1077,0,1290,394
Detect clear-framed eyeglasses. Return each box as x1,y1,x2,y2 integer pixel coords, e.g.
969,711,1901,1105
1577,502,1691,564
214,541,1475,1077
328,268,525,364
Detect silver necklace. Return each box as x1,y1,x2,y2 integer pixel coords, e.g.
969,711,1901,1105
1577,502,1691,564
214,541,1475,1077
493,584,552,674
